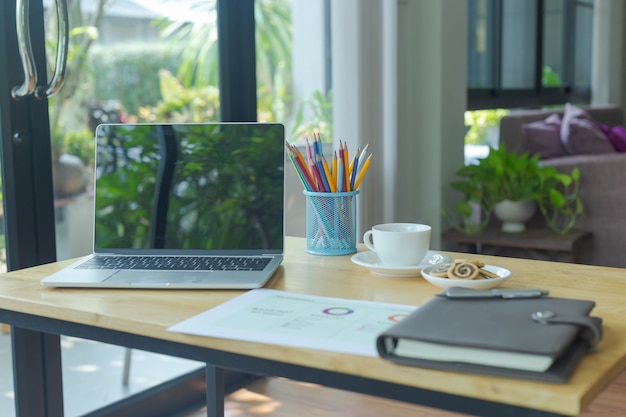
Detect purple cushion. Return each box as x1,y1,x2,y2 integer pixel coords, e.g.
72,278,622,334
560,103,615,155
522,114,568,159
605,125,626,152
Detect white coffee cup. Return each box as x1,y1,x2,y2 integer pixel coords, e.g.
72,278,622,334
363,223,431,266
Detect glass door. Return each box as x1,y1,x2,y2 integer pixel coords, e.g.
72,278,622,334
1,1,331,415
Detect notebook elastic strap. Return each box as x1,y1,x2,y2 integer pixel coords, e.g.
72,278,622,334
532,311,603,352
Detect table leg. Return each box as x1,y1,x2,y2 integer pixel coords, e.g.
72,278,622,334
205,365,225,417
11,328,64,417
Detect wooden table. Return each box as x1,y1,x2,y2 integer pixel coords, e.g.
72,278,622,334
1,236,625,417
442,227,592,263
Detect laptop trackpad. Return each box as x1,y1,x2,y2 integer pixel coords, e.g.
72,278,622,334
105,270,216,285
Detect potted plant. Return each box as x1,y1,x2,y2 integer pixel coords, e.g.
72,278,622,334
442,145,583,235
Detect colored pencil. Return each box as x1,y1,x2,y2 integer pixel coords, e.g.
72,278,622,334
337,155,345,192
315,154,331,192
309,158,326,192
353,153,372,190
322,156,336,193
286,143,317,191
331,151,338,187
349,148,360,191
285,139,372,193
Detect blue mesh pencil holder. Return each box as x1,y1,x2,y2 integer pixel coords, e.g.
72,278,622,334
304,190,359,255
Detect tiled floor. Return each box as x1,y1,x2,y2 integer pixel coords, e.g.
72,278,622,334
0,331,204,417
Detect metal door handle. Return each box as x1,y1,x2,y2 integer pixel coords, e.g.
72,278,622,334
35,0,69,99
11,0,37,99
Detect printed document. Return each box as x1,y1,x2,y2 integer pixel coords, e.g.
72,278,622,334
168,289,415,357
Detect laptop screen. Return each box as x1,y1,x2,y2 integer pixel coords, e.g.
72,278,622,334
93,123,285,254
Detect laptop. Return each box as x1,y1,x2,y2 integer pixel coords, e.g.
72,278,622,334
42,122,285,289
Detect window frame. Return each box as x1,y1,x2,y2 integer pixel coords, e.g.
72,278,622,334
467,0,593,110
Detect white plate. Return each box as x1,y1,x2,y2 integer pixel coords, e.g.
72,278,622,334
350,251,452,277
421,264,512,290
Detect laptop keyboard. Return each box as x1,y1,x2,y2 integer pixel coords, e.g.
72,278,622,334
77,255,272,271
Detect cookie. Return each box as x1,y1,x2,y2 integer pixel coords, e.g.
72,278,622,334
453,258,485,268
479,268,499,279
447,261,480,280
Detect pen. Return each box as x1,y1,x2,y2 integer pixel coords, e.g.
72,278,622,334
441,287,549,299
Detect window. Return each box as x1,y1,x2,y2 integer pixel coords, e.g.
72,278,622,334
467,0,594,110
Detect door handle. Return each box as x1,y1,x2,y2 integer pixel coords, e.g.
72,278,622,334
35,0,69,99
11,0,37,100
11,0,69,101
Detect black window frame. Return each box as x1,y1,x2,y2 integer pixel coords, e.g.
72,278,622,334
467,0,594,110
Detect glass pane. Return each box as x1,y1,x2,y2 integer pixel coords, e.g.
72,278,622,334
574,2,594,87
543,0,565,87
501,0,537,89
263,1,330,236
467,0,494,88
49,1,212,262
44,1,207,415
272,0,332,143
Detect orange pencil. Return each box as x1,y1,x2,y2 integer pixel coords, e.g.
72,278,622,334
293,145,311,178
322,156,336,193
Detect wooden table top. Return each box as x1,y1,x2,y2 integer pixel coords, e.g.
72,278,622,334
1,236,625,416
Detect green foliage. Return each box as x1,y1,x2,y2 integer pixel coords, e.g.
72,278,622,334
132,70,221,123
156,0,297,126
290,89,333,142
95,124,283,249
542,66,562,87
60,129,96,167
464,109,510,145
45,0,328,172
444,146,583,235
158,0,292,91
90,43,182,114
535,166,583,236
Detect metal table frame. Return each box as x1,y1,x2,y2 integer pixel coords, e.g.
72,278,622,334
2,308,565,417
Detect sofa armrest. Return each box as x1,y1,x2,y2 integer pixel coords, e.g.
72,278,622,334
541,153,626,267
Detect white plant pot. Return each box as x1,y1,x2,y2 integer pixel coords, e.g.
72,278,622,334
493,199,537,233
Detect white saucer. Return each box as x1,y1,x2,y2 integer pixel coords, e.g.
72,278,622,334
350,251,452,277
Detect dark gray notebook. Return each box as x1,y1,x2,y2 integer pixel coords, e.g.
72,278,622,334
377,289,602,382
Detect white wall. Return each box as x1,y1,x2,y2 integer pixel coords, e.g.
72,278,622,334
396,1,467,249
330,1,466,249
592,0,626,112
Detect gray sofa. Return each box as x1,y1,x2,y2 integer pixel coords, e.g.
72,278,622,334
498,105,626,268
